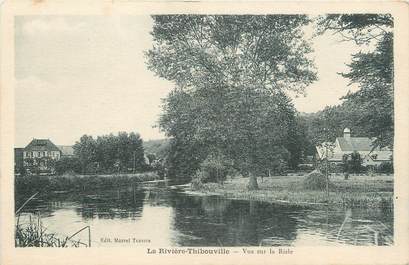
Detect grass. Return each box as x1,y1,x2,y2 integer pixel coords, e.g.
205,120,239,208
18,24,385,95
15,215,90,247
190,174,393,208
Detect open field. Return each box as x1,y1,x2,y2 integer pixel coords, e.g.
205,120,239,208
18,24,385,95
190,174,394,208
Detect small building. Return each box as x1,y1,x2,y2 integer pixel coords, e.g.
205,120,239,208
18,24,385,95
57,145,75,158
15,139,76,175
316,128,392,166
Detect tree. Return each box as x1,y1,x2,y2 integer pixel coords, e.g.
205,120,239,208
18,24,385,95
74,132,145,174
316,14,394,148
73,135,97,173
55,157,82,175
342,151,363,174
196,151,234,184
146,15,317,189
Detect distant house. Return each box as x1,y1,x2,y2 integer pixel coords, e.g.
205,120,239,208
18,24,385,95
21,139,62,174
316,128,392,166
15,139,76,175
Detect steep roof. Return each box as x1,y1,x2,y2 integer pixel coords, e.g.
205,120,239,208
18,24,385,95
24,139,61,152
336,137,379,152
57,145,74,156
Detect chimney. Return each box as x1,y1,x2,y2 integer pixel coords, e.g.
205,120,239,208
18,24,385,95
343,128,351,140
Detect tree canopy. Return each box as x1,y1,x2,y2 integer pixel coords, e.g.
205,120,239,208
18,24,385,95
73,132,146,174
146,15,317,188
313,14,394,147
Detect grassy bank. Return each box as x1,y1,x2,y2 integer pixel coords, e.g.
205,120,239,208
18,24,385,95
190,174,393,208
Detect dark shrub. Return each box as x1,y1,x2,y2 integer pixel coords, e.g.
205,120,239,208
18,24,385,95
377,162,393,174
342,151,363,174
55,157,82,175
196,152,233,184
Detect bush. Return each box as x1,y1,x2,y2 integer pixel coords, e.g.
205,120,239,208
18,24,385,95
196,152,233,184
55,157,82,175
342,151,363,174
303,170,333,190
377,162,394,174
191,173,206,190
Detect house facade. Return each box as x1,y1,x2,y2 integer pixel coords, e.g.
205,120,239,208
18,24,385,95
316,128,392,166
23,139,62,174
16,139,75,175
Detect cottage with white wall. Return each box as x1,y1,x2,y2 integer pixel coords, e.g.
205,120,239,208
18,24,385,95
316,128,392,166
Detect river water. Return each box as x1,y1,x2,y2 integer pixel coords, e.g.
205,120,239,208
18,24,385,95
17,181,393,247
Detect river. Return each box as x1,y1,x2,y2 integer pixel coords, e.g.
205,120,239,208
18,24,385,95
17,181,393,247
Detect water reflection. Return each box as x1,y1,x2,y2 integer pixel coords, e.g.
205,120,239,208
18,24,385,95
17,183,393,247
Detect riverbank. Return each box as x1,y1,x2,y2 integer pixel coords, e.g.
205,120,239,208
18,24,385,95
15,172,158,208
188,174,393,208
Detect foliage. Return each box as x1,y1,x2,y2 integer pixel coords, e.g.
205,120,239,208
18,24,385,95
146,153,156,165
146,15,316,92
146,15,317,187
190,176,207,191
73,132,146,174
376,162,393,174
315,14,394,148
143,139,170,160
55,157,82,175
23,157,56,175
15,215,87,247
15,174,158,206
316,14,393,45
342,151,363,174
195,151,234,183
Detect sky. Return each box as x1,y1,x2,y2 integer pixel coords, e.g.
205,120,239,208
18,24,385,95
15,15,362,147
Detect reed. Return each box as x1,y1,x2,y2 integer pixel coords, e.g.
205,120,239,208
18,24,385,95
15,192,91,248
15,215,90,247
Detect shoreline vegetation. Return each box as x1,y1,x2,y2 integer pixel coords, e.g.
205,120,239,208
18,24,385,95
14,172,158,208
15,172,393,209
188,174,393,208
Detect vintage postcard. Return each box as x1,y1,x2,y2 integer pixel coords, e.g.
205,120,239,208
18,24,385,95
0,1,408,265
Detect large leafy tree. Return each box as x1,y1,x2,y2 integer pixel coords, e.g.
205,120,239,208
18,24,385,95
316,14,394,147
146,15,317,189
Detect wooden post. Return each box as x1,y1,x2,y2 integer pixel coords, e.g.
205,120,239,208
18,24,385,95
88,226,91,247
374,231,379,246
133,151,136,174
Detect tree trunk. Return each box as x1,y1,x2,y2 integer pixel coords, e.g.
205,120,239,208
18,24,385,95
248,172,259,190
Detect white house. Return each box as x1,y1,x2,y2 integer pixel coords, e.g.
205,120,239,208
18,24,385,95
316,128,392,166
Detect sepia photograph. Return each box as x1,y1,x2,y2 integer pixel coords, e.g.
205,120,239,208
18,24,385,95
11,13,396,249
